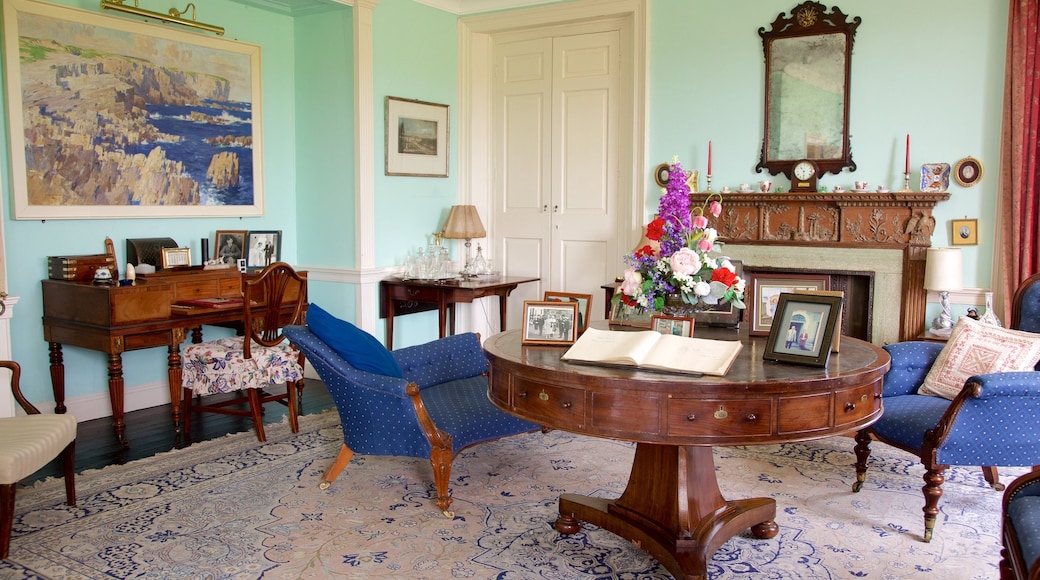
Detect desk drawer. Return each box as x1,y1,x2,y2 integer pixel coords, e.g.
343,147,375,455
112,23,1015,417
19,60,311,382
667,398,772,438
387,285,440,303
834,383,880,428
174,279,220,300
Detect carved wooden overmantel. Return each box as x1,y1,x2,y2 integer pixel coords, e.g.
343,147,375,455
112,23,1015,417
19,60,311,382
692,191,951,341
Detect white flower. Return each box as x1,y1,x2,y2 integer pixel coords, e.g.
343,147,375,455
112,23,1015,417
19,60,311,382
693,280,711,297
669,247,702,275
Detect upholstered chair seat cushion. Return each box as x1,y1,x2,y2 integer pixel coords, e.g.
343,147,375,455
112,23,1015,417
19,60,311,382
0,414,77,483
182,338,304,396
870,394,949,451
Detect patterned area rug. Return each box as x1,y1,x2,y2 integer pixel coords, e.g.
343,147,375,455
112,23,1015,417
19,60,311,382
2,410,1023,579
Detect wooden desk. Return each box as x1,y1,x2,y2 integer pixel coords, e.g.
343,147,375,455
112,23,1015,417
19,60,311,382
42,268,303,445
379,276,538,349
483,327,889,580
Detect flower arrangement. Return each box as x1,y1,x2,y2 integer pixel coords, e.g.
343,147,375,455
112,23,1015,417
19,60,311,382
615,157,746,314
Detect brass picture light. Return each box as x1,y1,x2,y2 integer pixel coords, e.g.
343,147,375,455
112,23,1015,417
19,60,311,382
100,1,225,36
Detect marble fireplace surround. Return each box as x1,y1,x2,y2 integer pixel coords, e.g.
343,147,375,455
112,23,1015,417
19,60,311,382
693,191,951,345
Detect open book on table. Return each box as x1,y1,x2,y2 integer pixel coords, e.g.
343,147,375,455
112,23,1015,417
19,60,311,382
560,327,743,377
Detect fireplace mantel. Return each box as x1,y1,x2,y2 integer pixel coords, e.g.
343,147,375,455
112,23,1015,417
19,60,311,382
692,191,951,341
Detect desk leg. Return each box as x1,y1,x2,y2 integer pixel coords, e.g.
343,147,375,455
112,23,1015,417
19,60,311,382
554,443,778,580
48,342,66,414
168,328,187,433
498,291,509,331
106,352,129,447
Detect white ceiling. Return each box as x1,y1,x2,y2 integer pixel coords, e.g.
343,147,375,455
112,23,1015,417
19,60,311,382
230,0,554,16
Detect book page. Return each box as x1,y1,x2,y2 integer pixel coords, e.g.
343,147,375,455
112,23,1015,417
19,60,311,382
638,334,743,376
561,328,661,365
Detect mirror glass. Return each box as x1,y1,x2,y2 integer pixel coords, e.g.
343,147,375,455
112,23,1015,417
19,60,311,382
757,2,860,180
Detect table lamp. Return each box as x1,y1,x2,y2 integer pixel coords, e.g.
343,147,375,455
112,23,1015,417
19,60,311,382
923,247,963,338
441,205,486,277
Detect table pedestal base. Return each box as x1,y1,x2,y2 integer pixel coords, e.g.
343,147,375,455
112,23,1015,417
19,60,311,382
554,443,778,580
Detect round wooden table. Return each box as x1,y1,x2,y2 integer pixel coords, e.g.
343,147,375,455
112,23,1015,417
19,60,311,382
483,327,890,580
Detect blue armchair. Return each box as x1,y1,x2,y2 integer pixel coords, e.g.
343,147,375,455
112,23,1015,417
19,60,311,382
283,323,540,516
1001,468,1040,579
853,273,1040,542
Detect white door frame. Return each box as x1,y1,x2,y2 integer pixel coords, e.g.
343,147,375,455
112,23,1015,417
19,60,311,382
458,0,648,336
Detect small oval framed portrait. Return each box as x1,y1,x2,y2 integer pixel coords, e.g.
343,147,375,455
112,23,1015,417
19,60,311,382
653,163,671,187
954,157,983,187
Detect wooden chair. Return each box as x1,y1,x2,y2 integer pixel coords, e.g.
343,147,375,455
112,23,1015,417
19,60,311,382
1001,468,1040,580
852,273,1040,542
0,360,77,559
180,262,308,442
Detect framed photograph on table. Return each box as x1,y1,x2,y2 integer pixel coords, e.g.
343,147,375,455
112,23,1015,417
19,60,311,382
651,315,694,337
214,230,247,264
160,247,191,269
763,293,843,367
608,291,653,328
544,291,593,334
245,230,281,270
522,301,579,345
385,96,449,177
748,272,830,336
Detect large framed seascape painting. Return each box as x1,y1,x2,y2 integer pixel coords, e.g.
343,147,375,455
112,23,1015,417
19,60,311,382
2,0,263,219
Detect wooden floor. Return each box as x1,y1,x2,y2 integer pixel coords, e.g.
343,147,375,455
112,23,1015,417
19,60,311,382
24,378,335,486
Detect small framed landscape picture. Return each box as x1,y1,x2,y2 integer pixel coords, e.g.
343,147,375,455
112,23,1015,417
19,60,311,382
651,314,694,338
543,291,593,334
747,272,830,336
762,293,843,367
522,300,579,345
246,230,282,270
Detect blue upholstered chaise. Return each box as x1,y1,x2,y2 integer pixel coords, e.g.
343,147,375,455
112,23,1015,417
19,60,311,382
284,321,540,516
853,273,1040,542
1001,468,1040,579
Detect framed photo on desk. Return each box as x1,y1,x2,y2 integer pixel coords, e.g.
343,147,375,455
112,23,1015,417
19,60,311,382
246,230,281,270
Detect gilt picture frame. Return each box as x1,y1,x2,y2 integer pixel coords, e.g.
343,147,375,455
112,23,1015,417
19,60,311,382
385,96,449,177
748,272,830,336
951,218,978,246
2,0,264,220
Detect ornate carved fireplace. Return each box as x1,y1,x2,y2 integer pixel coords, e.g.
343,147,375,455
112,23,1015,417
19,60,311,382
693,191,950,344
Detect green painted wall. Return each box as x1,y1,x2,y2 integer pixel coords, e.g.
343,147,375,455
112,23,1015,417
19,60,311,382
0,0,1010,408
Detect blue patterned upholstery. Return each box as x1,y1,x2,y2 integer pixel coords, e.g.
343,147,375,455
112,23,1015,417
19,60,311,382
1001,469,1040,579
284,324,540,514
854,274,1040,543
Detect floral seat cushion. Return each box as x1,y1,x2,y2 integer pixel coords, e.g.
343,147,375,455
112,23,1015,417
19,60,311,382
182,337,304,396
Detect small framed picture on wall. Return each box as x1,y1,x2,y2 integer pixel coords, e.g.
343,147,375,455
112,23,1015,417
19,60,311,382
951,218,978,246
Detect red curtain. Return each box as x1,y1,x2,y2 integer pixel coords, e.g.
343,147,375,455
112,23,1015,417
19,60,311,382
998,0,1040,320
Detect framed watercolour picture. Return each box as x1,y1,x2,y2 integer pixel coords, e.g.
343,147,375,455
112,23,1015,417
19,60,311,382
762,293,843,367
747,272,830,336
245,230,281,270
951,218,978,246
214,230,248,264
544,291,593,334
522,301,579,345
651,315,694,337
385,96,449,177
2,0,264,220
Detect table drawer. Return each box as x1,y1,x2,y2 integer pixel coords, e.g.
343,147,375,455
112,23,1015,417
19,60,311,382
667,398,772,437
834,383,880,428
388,285,440,302
511,378,584,426
174,279,220,300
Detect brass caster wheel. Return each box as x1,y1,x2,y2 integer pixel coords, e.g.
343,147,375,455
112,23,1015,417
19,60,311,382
992,482,1006,492
442,510,455,519
318,481,330,490
852,480,863,493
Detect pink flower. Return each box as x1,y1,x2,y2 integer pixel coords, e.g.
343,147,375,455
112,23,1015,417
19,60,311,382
691,214,708,229
708,200,722,218
669,247,702,275
698,237,714,252
620,268,643,296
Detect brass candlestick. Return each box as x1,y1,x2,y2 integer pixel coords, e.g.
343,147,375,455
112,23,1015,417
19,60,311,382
900,172,912,192
705,174,713,192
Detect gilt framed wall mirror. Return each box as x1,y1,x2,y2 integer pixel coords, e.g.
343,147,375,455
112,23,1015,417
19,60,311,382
756,2,860,181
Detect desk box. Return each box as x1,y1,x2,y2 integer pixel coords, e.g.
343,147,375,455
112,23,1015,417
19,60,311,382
47,254,118,282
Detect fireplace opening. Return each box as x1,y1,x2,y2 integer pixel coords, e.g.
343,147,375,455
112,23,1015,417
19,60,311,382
744,266,875,342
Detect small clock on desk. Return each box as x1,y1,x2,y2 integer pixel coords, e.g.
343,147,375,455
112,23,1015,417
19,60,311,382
790,159,819,192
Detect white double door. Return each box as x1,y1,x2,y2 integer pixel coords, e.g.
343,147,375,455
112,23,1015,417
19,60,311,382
492,28,623,329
